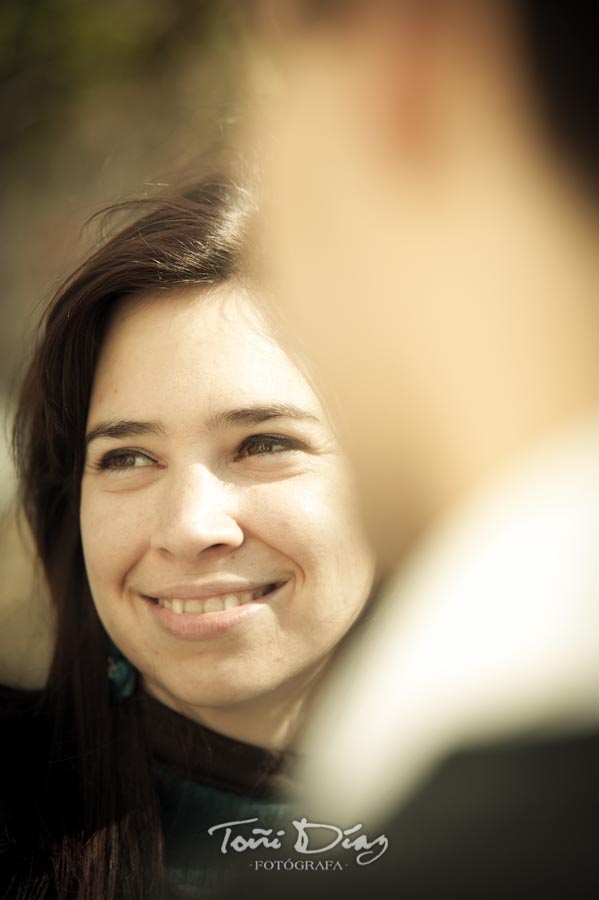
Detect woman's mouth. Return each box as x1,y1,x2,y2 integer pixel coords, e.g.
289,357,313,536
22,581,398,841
142,581,287,640
145,583,281,616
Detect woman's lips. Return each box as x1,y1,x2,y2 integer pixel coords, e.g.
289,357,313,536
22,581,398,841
142,582,286,640
147,583,276,615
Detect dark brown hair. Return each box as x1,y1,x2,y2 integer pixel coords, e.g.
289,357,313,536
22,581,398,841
6,177,253,900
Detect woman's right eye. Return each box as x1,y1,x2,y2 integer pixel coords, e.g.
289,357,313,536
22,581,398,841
96,450,155,471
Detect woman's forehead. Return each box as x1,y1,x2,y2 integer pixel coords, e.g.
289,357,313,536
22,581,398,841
88,284,328,428
104,282,263,341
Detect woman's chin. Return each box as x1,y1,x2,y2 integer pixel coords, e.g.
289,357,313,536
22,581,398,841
142,675,271,714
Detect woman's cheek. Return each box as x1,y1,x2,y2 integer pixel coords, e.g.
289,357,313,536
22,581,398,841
81,489,151,587
285,476,358,547
250,481,330,553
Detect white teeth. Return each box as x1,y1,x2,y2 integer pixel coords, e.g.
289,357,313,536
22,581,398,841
185,600,203,613
156,585,278,615
204,596,225,613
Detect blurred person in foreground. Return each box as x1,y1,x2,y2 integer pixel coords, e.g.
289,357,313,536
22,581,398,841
239,1,598,896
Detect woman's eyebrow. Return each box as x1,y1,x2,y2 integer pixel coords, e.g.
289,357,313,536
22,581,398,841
85,405,321,446
207,403,321,430
85,420,166,446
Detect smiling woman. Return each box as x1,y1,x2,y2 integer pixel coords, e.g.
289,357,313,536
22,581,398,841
81,284,372,736
2,178,375,899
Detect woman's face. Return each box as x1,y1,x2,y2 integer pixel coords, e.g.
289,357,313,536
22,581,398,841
80,285,374,733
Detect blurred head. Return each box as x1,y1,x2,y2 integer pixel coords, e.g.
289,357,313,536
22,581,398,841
249,0,597,565
15,178,374,745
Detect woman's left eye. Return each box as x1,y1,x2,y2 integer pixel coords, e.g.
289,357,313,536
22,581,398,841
235,434,300,459
97,450,155,471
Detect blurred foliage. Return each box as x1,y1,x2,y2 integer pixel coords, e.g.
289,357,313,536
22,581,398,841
0,0,250,386
0,0,241,174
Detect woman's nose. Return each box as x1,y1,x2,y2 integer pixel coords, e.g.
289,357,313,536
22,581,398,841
150,465,244,560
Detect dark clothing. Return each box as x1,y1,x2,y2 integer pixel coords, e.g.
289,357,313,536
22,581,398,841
0,684,296,897
227,729,599,900
143,690,294,799
141,692,296,894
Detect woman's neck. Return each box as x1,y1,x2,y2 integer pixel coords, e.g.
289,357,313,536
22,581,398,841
142,656,329,751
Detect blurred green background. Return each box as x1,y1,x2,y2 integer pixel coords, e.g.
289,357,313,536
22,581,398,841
1,0,247,384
